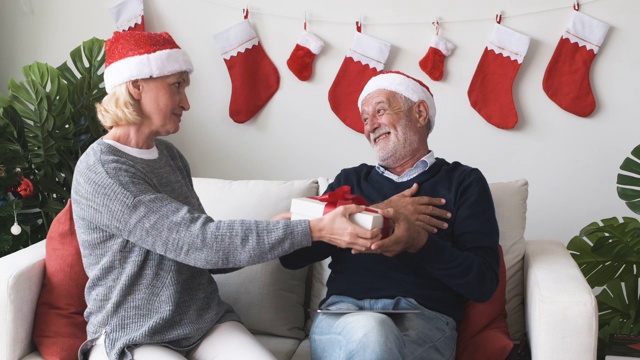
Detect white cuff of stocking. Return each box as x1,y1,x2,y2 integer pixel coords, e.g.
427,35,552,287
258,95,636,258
109,0,144,31
297,30,325,54
563,10,610,53
430,35,455,56
347,32,391,71
214,20,260,60
487,24,530,64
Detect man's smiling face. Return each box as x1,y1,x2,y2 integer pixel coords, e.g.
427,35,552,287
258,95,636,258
361,89,423,168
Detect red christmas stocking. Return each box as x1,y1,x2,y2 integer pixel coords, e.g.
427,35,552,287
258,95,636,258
543,10,609,117
328,32,391,133
468,24,530,130
108,0,145,32
419,35,455,81
214,20,280,123
287,30,325,81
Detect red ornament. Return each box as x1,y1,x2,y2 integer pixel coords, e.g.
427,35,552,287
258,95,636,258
10,177,34,199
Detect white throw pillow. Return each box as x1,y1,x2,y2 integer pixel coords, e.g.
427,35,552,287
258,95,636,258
192,178,319,339
489,179,528,341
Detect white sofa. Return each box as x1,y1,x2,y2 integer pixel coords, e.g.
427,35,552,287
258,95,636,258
0,177,597,360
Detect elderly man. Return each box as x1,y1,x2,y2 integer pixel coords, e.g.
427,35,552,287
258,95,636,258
280,71,500,360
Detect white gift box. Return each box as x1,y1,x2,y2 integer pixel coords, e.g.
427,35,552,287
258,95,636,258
290,197,388,232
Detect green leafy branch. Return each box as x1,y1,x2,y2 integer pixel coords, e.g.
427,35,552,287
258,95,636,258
567,144,640,360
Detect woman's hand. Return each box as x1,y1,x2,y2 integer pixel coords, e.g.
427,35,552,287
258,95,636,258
309,204,381,252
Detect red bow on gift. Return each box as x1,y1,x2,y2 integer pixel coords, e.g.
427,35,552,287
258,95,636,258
311,185,369,214
310,186,390,238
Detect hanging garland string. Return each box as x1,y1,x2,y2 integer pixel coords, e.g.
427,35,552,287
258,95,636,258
195,0,608,27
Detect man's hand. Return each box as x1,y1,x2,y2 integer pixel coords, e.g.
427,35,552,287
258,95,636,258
374,183,451,234
309,205,382,252
354,208,428,257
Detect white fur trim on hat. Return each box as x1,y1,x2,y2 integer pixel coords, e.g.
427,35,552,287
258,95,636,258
104,48,193,93
358,72,436,128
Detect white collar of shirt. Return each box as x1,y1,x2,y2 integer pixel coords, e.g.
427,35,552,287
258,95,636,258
103,139,159,159
375,151,435,182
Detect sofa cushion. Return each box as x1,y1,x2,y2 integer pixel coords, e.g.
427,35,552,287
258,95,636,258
310,178,528,341
32,200,88,360
192,178,319,339
456,247,513,360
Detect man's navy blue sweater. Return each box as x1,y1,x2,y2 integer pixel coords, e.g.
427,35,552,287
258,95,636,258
280,158,500,321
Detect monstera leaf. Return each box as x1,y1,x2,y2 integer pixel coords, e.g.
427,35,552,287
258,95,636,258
597,276,640,328
0,37,105,237
568,143,640,360
56,37,106,154
569,218,640,360
618,144,640,215
567,217,640,288
595,277,640,360
6,62,74,214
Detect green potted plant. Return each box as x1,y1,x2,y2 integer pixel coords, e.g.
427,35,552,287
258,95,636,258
0,37,106,257
567,143,640,360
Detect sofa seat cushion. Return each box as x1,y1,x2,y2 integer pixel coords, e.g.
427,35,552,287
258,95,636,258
254,334,302,360
192,178,319,340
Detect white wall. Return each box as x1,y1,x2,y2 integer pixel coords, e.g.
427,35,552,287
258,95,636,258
1,0,638,244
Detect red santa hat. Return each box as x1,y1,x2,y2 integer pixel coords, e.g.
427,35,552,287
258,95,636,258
103,31,193,93
358,70,436,130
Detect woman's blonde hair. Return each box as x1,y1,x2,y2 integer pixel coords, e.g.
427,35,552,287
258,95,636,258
95,82,141,130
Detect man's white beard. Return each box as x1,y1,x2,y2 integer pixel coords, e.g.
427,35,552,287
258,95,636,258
372,122,422,168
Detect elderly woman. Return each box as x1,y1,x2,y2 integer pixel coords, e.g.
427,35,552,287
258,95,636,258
72,30,381,360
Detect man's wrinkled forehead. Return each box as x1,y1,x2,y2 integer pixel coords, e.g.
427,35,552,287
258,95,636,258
361,90,403,111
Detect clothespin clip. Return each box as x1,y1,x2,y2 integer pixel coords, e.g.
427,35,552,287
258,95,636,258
243,5,249,20
432,17,440,35
304,11,307,30
495,11,503,24
356,15,362,33
573,0,580,11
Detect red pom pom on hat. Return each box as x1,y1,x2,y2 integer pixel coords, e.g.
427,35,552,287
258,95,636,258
103,31,193,93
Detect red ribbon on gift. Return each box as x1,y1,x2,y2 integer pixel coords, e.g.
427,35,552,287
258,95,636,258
310,185,391,238
311,185,369,214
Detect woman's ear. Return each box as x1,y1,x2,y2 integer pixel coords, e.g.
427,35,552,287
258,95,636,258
127,80,143,100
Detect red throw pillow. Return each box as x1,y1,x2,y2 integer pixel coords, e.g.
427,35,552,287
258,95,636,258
33,200,89,359
456,246,514,360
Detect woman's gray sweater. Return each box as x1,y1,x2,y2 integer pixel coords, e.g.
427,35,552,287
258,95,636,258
71,138,312,360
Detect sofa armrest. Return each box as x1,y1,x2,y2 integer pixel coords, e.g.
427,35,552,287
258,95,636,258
0,241,46,360
524,239,598,360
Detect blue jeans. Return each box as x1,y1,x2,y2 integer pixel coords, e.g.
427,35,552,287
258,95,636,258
310,296,456,360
